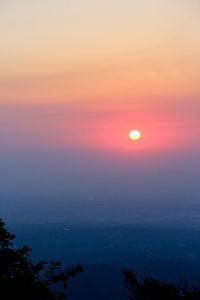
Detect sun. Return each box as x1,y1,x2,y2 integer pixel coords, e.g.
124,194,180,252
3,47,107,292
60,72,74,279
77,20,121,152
129,130,141,140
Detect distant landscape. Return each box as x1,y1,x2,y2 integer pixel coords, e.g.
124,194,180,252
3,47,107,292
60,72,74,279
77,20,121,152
7,221,200,299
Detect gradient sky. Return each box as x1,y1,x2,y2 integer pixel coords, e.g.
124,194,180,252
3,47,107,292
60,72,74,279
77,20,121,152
1,1,200,224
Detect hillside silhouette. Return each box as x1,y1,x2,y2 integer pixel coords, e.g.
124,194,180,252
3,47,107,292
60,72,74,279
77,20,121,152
1,219,200,299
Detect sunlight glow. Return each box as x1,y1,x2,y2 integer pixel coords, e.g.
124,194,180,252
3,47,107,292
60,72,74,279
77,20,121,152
129,130,141,141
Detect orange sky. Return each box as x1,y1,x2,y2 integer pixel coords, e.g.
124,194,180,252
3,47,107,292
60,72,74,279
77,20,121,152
0,0,200,153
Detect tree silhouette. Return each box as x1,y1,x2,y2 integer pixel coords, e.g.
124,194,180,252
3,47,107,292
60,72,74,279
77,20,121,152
0,219,82,300
122,268,200,300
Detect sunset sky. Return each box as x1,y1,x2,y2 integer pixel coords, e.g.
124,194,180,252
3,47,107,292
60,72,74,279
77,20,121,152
1,1,200,223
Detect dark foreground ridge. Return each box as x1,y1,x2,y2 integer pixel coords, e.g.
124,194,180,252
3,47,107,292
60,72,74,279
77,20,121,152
1,218,200,299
